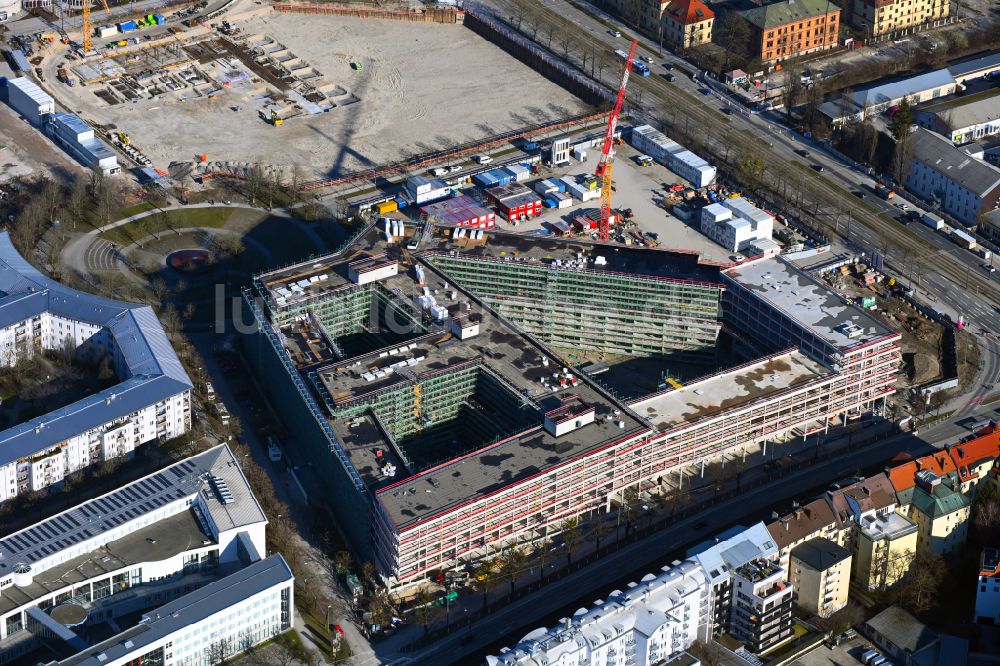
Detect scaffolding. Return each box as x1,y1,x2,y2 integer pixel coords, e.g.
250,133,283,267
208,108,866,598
428,255,723,360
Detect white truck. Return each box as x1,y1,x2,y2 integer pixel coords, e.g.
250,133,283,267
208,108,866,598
920,212,944,231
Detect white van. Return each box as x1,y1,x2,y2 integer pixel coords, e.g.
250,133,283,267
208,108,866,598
475,154,493,165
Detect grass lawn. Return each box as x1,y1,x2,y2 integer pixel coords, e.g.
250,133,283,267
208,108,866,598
100,208,236,245
114,201,158,221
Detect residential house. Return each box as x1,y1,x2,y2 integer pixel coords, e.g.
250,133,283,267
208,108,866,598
853,510,919,590
851,0,949,37
662,0,714,49
740,0,840,64
905,127,1000,225
828,474,899,552
789,537,852,618
906,471,970,556
863,606,940,666
946,432,1000,495
767,497,843,573
975,548,1000,625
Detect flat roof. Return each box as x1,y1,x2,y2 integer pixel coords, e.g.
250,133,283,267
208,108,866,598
629,350,828,431
0,510,208,616
8,76,54,106
421,228,723,286
260,226,657,531
948,51,1000,78
54,555,293,666
0,233,191,464
0,445,266,575
724,255,898,351
859,511,917,540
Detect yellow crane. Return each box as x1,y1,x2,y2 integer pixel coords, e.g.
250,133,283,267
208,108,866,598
82,0,112,54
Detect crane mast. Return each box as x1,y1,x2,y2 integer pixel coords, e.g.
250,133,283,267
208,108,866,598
596,38,636,242
82,0,112,54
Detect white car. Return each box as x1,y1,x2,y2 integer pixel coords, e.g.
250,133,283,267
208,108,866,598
642,56,653,64
984,264,996,274
432,167,448,177
448,165,463,173
475,155,493,165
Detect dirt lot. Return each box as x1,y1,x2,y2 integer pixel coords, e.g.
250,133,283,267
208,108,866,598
61,13,589,177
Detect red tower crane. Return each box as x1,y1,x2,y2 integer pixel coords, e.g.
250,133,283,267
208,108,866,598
596,38,636,242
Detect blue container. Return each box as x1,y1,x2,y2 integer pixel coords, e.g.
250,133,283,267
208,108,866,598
500,167,518,180
153,13,165,24
395,197,408,209
472,173,495,188
118,20,137,31
544,198,557,208
554,180,566,193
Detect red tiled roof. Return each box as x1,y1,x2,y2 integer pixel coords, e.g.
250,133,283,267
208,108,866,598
663,0,715,24
887,460,919,492
948,430,1000,483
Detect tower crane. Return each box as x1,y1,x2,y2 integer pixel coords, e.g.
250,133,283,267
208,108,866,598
82,0,112,54
595,38,636,242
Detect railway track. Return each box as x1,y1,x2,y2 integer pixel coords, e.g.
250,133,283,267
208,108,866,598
498,0,1000,305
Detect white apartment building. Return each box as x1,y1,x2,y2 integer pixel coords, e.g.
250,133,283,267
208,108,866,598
485,560,707,666
700,198,774,252
0,445,274,664
0,232,192,502
42,555,293,666
487,523,783,665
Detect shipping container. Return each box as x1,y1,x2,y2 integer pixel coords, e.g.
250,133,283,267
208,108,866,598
6,76,55,126
472,172,498,188
920,212,944,230
376,200,397,215
97,25,119,38
6,49,31,73
118,20,138,32
951,227,977,250
395,197,408,209
153,13,166,24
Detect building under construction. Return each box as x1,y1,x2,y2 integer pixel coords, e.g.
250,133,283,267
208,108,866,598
242,224,899,590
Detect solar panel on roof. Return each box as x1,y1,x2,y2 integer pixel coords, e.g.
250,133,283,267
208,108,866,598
65,515,79,527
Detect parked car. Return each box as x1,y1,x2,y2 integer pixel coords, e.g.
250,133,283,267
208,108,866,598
609,29,621,37
475,154,492,165
812,164,825,172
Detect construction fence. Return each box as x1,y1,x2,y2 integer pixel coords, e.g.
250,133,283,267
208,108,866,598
272,3,464,23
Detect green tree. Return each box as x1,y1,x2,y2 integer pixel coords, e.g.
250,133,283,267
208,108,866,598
888,98,914,142
498,546,527,596
560,518,582,566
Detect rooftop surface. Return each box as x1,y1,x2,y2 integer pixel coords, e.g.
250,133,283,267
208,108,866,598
767,497,839,550
0,510,209,616
0,232,191,464
688,522,777,585
53,554,293,666
910,127,1000,196
0,445,266,577
790,537,851,572
258,227,669,531
725,255,898,352
420,228,723,286
948,51,1000,79
741,0,838,30
865,606,937,655
859,511,917,540
629,350,828,431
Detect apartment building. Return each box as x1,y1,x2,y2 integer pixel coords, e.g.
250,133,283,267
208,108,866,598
246,226,899,591
905,127,1000,225
767,498,844,574
0,445,289,666
485,560,707,666
730,558,795,654
741,0,841,64
853,511,918,590
819,69,957,125
975,548,1000,624
852,0,949,37
889,466,971,557
789,538,851,618
0,233,191,503
662,0,715,49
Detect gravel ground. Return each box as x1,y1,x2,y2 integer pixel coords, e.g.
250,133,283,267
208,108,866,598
62,13,589,177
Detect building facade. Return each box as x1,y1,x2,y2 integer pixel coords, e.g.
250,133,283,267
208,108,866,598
0,445,288,666
741,0,841,64
905,127,1000,225
662,0,714,49
485,559,707,666
916,92,1000,145
975,548,1000,624
852,0,949,37
789,538,851,618
0,233,191,503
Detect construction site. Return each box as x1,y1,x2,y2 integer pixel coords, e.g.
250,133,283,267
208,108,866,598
242,216,901,590
38,3,590,178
